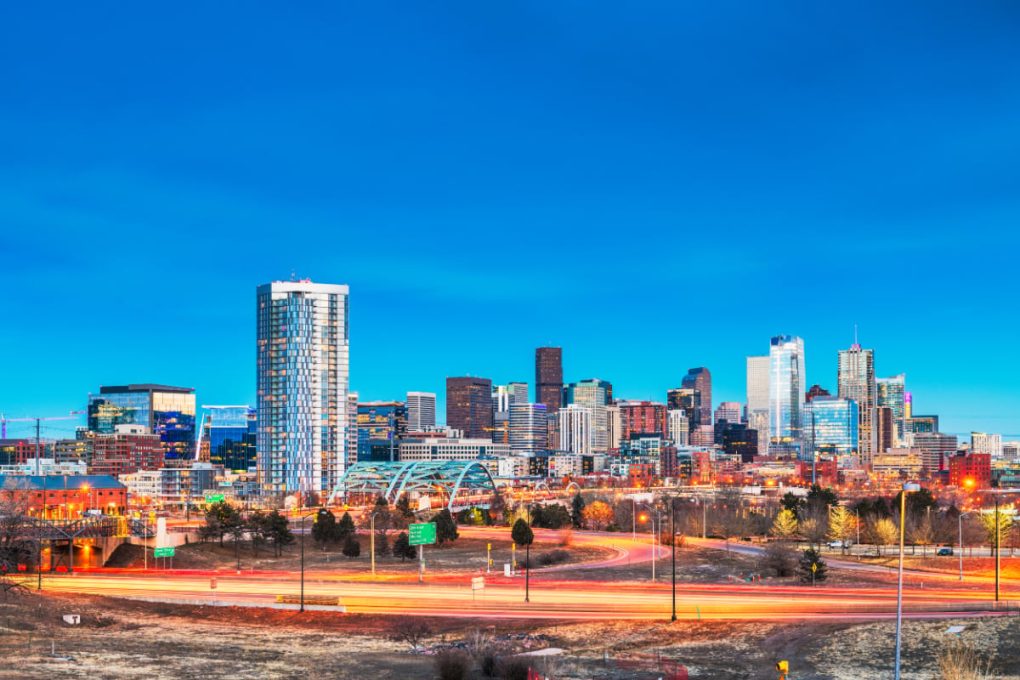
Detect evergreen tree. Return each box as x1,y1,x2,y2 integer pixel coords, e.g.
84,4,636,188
395,493,414,519
570,492,585,529
374,529,389,558
342,534,361,559
336,511,356,543
434,508,459,545
511,518,534,547
265,510,295,557
247,510,268,557
312,509,337,549
799,548,827,584
393,532,416,561
781,492,804,517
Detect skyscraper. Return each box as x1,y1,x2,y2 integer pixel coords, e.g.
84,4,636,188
769,335,806,456
876,374,906,445
356,401,408,462
256,280,350,497
617,400,668,440
446,377,493,439
536,348,563,449
509,402,547,454
564,379,611,452
406,392,437,431
667,409,689,446
88,384,197,460
838,342,876,464
802,396,859,460
746,355,770,453
558,405,593,455
681,367,713,428
872,406,895,455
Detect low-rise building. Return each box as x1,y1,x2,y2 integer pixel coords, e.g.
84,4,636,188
0,474,127,517
398,438,511,462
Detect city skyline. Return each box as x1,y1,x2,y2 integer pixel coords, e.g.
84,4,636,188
3,4,1020,436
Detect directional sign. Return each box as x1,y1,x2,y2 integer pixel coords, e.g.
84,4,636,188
408,522,437,546
153,546,175,558
205,493,225,504
471,576,485,591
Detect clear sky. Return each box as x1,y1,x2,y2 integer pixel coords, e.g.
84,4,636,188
2,2,1019,439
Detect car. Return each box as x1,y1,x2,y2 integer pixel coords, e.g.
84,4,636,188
937,547,954,556
827,540,848,550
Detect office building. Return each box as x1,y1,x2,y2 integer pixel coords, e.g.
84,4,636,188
88,384,196,460
680,367,712,427
618,401,668,440
558,405,593,455
908,414,939,435
769,335,806,456
605,404,621,451
346,393,359,472
714,401,742,426
802,397,859,460
876,374,906,444
971,432,1003,458
913,432,958,474
948,452,992,489
357,401,408,462
872,406,895,456
89,427,165,477
667,409,689,447
256,280,350,497
721,423,759,462
838,342,876,464
398,437,511,462
746,355,770,450
446,377,493,440
201,405,257,473
491,382,528,444
509,403,548,454
536,347,563,449
406,392,436,431
564,379,612,452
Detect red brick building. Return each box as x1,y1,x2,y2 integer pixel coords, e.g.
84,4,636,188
948,452,991,490
618,401,668,441
0,439,38,465
0,474,127,518
90,432,164,477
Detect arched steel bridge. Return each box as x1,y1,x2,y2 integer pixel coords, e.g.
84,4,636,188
327,460,497,511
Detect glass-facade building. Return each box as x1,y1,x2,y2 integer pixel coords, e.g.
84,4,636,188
876,374,906,445
838,343,876,462
357,401,408,462
202,406,257,472
509,402,548,454
256,280,350,497
803,396,859,462
87,384,196,460
768,335,805,456
564,379,612,452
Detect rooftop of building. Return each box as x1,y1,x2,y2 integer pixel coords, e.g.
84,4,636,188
99,384,194,394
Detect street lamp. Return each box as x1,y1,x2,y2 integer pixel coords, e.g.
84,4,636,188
894,481,920,680
637,503,661,582
299,510,319,613
957,510,975,582
670,496,677,622
370,513,378,578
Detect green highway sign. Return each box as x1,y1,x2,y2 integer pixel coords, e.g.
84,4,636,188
153,546,176,558
205,493,225,503
408,522,436,546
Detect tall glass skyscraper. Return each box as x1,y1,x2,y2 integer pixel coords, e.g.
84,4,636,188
838,342,876,463
88,384,196,460
680,367,712,428
202,405,257,472
803,396,859,461
768,335,805,456
509,402,548,454
876,374,906,445
357,401,408,462
256,280,350,498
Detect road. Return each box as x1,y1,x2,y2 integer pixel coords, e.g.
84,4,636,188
35,528,1018,621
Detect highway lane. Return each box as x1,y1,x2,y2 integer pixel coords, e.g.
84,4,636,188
38,570,1011,622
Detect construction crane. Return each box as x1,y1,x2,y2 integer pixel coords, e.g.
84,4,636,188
0,410,86,474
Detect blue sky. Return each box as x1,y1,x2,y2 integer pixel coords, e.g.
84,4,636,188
2,2,1019,438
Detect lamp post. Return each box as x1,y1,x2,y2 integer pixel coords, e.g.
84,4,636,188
637,503,661,582
299,511,319,613
370,513,378,578
894,481,920,680
670,497,677,622
957,511,974,582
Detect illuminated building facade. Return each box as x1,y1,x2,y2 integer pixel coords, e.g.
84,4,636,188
88,384,196,460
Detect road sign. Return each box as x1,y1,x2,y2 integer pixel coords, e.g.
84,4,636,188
409,522,437,546
471,576,485,591
153,546,175,558
205,493,225,504
811,562,818,573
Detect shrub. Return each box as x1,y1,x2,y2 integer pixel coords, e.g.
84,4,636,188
497,657,530,680
938,641,992,680
434,649,471,680
758,541,797,577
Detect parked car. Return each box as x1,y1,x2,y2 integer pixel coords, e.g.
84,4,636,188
827,540,845,550
936,547,954,556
